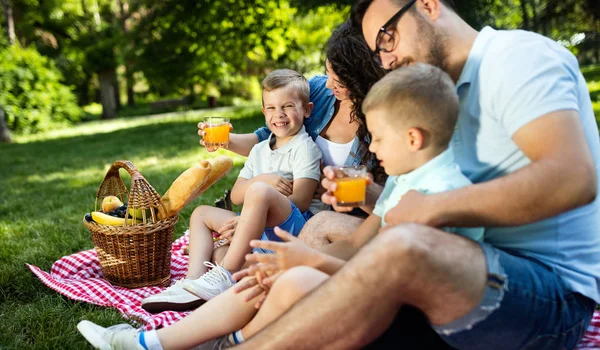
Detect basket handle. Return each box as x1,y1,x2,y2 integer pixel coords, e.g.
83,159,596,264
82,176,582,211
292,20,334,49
95,160,164,223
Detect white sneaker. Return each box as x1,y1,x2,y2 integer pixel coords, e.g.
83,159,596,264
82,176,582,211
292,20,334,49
183,262,235,300
77,320,143,350
141,279,204,313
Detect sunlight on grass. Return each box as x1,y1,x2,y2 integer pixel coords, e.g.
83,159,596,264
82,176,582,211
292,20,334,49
14,105,261,144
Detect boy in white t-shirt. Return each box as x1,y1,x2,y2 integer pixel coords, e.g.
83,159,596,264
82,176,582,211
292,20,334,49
140,69,322,312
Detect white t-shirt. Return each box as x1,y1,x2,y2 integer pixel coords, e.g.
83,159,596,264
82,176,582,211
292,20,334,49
315,135,355,167
239,126,323,213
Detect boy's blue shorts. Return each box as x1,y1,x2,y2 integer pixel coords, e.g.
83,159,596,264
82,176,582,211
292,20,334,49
252,201,312,254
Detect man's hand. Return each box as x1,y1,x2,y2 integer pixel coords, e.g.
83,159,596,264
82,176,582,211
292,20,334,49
255,174,293,197
217,216,239,242
248,227,322,271
198,122,233,152
320,166,374,212
382,190,439,228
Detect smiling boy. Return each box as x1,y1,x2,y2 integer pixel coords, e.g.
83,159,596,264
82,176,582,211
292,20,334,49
137,69,323,314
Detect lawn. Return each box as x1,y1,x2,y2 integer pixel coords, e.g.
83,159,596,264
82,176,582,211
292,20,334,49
0,106,263,349
1,67,599,349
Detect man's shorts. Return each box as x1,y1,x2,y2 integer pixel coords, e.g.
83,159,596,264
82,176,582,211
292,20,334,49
370,243,596,349
252,201,311,254
436,243,596,349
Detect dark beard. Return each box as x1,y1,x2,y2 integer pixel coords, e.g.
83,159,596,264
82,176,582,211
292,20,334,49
416,13,450,73
426,30,450,73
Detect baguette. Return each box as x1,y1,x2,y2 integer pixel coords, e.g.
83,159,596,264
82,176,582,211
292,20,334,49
158,156,233,220
194,156,233,198
158,160,212,219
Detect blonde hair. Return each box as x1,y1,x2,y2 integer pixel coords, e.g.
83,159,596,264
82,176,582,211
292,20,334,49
362,63,459,148
261,69,310,105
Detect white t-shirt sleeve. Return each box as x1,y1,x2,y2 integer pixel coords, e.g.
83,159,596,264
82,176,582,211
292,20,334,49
238,146,257,179
291,141,322,181
480,36,580,136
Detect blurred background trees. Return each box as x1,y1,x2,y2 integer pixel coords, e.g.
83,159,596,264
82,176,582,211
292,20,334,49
0,0,598,138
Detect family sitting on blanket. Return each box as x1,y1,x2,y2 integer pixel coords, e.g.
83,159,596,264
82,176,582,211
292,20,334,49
78,0,600,348
79,60,478,350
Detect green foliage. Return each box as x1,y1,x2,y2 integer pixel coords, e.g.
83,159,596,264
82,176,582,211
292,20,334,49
0,44,82,134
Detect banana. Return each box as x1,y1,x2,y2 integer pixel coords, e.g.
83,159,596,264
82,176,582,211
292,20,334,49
90,212,141,226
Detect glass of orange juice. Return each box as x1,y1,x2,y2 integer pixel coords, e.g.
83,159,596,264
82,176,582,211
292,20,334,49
203,116,230,149
333,165,367,207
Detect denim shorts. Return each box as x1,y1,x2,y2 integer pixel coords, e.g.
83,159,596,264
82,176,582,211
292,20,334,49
435,243,596,350
252,202,311,254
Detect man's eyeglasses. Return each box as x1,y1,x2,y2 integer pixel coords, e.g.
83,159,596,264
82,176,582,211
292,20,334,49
372,0,417,67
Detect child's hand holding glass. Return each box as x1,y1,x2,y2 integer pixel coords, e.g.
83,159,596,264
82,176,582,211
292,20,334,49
198,116,233,151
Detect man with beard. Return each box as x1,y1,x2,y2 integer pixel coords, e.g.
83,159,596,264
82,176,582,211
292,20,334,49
235,0,600,349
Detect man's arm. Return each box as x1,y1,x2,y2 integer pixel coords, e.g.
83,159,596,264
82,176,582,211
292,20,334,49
386,110,597,228
287,178,319,212
319,213,382,260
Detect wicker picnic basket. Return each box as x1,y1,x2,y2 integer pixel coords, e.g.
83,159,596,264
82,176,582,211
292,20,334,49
83,160,177,288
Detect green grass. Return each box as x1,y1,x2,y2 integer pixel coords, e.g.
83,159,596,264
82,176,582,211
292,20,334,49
0,106,263,349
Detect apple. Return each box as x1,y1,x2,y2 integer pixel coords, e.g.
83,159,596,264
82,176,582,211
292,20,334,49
128,207,146,218
101,195,123,213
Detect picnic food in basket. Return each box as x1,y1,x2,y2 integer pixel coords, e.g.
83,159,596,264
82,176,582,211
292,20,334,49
83,158,233,288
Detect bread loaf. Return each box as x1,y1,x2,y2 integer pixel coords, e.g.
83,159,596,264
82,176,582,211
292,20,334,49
158,161,212,219
158,157,233,220
194,156,233,198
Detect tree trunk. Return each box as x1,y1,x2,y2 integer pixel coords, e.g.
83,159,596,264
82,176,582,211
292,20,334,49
0,107,12,143
110,69,121,111
1,0,16,45
99,69,117,119
125,65,135,106
531,0,539,33
520,0,530,30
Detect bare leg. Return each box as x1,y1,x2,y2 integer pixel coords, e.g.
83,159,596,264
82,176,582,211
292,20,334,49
156,277,261,350
237,224,487,349
187,206,237,279
241,266,329,339
298,211,364,249
221,182,292,272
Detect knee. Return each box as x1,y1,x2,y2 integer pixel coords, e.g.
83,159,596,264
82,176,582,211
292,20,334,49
190,205,213,223
298,211,335,237
269,266,328,308
370,223,434,265
245,181,278,203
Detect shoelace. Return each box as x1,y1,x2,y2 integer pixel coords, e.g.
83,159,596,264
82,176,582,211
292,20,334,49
164,278,185,292
200,261,232,286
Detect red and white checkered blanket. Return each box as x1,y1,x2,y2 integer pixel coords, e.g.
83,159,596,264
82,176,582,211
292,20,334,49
27,234,600,348
27,233,192,330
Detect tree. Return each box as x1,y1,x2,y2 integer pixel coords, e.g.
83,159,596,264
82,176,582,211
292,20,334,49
0,0,15,44
0,106,11,143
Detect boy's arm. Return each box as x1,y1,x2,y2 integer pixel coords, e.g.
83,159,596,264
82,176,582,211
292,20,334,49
287,178,319,212
319,214,382,260
230,174,294,205
227,133,260,157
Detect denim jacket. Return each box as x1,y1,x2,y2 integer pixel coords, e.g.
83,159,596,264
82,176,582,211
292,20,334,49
254,75,371,168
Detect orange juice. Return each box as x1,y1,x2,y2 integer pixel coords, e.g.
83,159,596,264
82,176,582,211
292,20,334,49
334,177,367,206
204,123,230,148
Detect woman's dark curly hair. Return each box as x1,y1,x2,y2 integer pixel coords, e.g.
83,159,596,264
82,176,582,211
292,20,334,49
326,20,388,184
